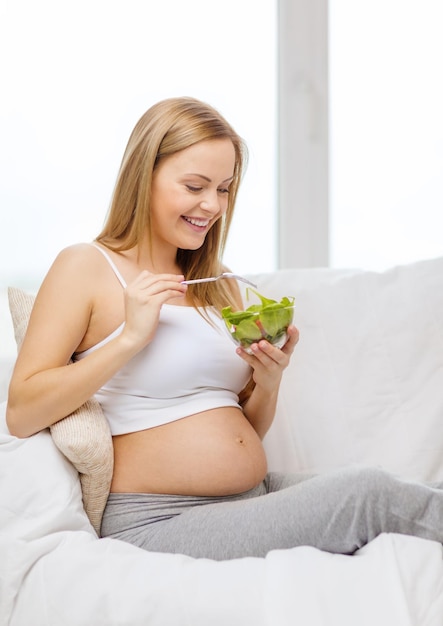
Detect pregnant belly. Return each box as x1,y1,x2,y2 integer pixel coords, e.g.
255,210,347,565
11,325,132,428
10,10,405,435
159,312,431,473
110,407,268,496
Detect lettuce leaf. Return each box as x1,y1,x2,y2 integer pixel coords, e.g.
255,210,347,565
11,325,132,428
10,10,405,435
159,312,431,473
221,290,295,347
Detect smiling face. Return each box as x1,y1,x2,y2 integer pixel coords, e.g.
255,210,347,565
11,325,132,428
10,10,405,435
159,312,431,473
150,138,236,262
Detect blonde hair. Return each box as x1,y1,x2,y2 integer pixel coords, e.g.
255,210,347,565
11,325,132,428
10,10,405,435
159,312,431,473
96,96,248,311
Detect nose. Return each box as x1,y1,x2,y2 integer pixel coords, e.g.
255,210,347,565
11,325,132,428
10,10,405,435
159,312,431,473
200,191,224,216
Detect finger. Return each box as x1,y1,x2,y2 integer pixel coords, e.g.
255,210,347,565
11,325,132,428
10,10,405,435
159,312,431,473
129,277,187,299
147,281,187,296
249,341,288,369
132,271,185,288
281,325,299,354
236,339,284,361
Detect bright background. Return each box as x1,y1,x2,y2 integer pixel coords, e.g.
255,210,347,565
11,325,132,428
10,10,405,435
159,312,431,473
0,0,277,290
329,0,443,270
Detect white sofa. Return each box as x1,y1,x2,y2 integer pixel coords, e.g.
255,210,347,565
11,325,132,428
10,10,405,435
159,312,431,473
1,256,443,626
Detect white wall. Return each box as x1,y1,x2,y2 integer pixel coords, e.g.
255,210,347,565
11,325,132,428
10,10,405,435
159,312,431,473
0,0,277,295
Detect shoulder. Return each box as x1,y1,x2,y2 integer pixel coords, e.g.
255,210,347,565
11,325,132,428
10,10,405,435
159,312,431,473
37,243,108,308
47,242,114,285
51,242,101,270
21,244,103,361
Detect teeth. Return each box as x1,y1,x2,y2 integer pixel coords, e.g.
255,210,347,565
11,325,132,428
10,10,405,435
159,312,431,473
184,216,209,227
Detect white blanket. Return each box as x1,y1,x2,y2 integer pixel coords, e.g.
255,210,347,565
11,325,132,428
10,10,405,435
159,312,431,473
2,256,443,625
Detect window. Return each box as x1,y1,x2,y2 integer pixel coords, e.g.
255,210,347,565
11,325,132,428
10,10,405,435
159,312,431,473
329,0,443,270
0,0,277,292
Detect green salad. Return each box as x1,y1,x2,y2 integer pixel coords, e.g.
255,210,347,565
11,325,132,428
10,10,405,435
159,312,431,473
221,289,295,349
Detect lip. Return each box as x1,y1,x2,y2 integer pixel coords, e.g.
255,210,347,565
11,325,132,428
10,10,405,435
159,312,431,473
181,216,210,232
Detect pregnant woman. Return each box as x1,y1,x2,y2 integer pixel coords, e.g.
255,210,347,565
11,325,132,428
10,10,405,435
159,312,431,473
7,96,443,560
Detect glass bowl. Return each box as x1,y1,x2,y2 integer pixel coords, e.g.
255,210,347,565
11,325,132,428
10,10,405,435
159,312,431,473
222,304,295,354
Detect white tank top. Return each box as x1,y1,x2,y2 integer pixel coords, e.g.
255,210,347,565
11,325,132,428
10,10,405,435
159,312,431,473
73,244,251,435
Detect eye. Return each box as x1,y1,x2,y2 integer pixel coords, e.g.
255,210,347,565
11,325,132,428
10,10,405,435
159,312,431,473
217,187,230,195
186,185,203,193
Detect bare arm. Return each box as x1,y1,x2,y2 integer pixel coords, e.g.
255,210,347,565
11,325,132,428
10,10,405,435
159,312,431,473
238,325,299,439
6,245,187,438
224,277,300,439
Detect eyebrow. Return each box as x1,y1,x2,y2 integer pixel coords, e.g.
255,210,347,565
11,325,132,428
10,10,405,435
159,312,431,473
185,173,234,183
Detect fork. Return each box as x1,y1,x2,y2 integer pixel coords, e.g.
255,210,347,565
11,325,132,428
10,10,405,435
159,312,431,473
182,272,257,288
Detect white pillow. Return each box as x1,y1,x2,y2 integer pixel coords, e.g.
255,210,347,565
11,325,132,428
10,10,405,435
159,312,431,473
7,287,113,535
249,257,443,483
0,401,93,539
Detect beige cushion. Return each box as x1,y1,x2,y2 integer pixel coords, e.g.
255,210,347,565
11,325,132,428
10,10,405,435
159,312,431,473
7,287,113,535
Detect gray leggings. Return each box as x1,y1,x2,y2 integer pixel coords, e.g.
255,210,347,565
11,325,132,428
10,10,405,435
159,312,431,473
100,467,443,560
